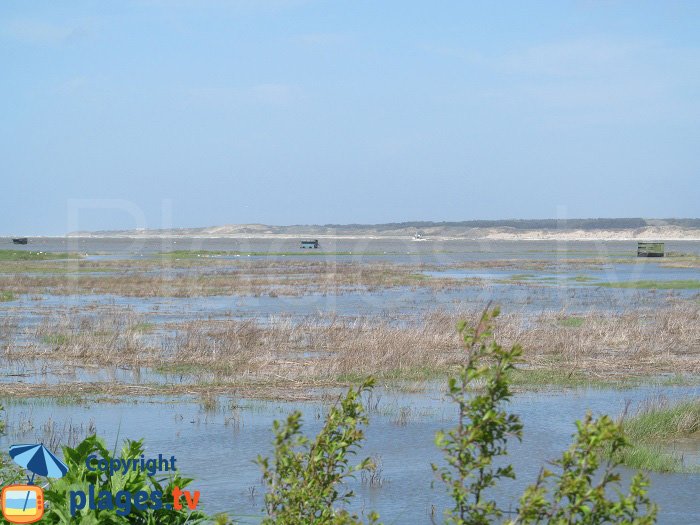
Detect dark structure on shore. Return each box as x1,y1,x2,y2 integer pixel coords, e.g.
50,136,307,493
12,238,28,245
637,242,664,257
300,239,320,249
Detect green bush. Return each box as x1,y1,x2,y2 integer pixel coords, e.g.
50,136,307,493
256,379,379,525
432,306,657,525
514,413,656,524
41,435,208,524
433,306,523,524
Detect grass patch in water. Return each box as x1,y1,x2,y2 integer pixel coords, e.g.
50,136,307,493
508,369,606,388
508,273,536,281
614,444,685,472
618,398,700,473
509,371,700,390
41,333,69,345
597,280,700,290
3,266,117,275
0,291,15,302
557,316,585,328
154,363,204,374
0,250,80,261
133,322,155,333
567,275,597,283
337,366,446,384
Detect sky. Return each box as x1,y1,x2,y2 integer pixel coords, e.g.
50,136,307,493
1,1,699,235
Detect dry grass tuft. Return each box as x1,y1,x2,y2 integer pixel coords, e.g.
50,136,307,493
3,305,698,389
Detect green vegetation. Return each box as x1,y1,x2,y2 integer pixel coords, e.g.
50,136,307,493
508,273,536,280
42,435,208,523
617,398,700,473
597,279,700,289
157,250,230,258
508,369,606,388
41,333,70,345
255,379,379,524
133,322,155,333
514,413,656,524
433,307,523,523
0,250,80,261
433,307,657,524
0,290,15,302
336,365,445,384
557,316,585,327
567,275,597,283
1,265,116,274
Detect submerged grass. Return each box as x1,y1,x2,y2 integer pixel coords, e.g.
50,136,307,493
618,397,700,472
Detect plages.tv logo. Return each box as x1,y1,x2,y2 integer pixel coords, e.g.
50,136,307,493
1,443,68,524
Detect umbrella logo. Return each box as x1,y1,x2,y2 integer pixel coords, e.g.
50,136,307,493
1,443,69,524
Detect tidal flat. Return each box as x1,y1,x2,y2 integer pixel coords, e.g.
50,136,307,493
0,237,698,523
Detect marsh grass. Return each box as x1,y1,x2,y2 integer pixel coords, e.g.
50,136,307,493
661,253,700,268
0,250,80,261
557,316,585,327
0,259,471,297
0,290,15,302
1,304,695,396
618,397,700,472
0,254,661,297
133,322,155,332
567,275,597,283
508,369,609,388
41,333,70,345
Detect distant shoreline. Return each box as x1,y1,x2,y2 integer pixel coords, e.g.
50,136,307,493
8,219,700,242
63,229,700,242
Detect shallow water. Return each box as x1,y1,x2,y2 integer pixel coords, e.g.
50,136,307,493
2,238,697,324
0,283,694,338
2,237,699,523
424,261,700,284
1,385,697,524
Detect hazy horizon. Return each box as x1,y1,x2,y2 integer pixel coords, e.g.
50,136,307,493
11,216,699,238
3,1,699,235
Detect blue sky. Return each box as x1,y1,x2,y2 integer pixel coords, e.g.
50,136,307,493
1,1,699,234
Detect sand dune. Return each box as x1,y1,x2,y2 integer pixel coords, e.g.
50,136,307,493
68,222,700,241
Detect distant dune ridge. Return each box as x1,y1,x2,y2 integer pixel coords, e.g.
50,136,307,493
67,218,700,241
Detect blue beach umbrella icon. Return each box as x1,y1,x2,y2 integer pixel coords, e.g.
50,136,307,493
9,443,68,512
